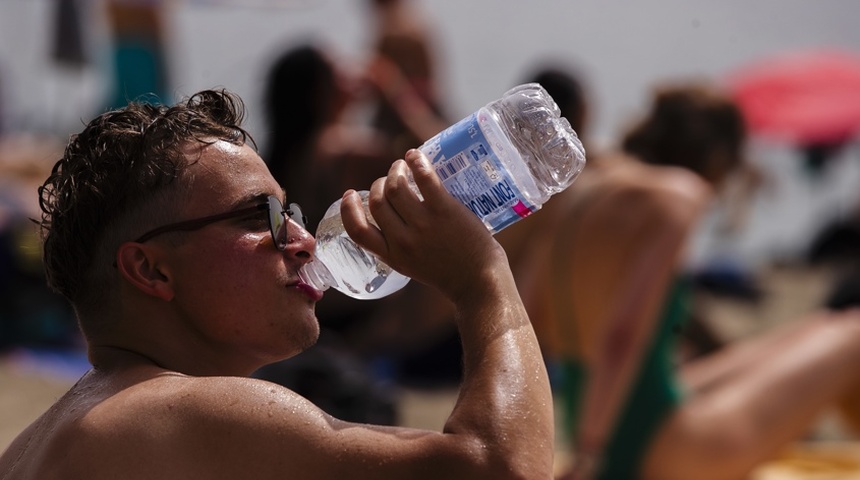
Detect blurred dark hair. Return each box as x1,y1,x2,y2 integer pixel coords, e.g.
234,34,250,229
622,83,746,184
263,44,337,195
38,89,252,319
528,67,588,135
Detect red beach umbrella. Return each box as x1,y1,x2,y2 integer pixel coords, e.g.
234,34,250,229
726,49,860,146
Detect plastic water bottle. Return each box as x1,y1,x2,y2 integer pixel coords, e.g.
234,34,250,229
299,83,586,300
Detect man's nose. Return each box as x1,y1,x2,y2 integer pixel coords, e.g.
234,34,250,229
284,219,315,261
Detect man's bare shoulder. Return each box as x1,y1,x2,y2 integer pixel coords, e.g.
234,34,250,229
91,373,320,424
83,373,333,444
50,373,337,479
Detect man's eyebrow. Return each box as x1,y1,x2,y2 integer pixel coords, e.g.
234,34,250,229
227,193,269,210
253,192,272,203
233,187,286,205
232,189,286,210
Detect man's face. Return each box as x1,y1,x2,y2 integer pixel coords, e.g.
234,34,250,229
164,140,321,366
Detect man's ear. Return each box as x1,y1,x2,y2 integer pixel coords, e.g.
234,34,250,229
115,242,175,301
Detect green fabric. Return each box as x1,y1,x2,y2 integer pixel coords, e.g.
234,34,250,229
561,278,689,480
108,39,170,109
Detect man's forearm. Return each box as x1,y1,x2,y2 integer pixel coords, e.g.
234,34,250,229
443,269,554,478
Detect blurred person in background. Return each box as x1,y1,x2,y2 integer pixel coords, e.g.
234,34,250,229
364,0,448,154
260,41,460,392
0,136,79,353
0,49,79,352
105,0,172,108
498,71,860,480
262,43,394,232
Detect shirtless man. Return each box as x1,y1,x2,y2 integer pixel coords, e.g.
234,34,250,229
0,89,553,479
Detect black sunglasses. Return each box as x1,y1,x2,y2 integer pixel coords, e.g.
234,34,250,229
134,195,306,251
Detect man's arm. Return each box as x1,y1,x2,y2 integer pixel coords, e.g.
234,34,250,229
338,149,554,478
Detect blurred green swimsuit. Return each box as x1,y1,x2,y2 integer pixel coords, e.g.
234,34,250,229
560,279,689,480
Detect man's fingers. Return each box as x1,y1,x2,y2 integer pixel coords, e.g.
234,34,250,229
380,159,424,225
403,149,445,204
340,189,387,257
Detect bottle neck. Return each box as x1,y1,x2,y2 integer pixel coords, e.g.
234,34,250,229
299,260,334,292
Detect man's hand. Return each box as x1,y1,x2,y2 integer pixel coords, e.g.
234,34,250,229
340,149,505,300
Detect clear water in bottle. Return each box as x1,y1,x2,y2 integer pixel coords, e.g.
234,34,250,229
300,191,411,300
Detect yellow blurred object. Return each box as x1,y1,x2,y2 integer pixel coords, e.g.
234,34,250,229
750,443,860,480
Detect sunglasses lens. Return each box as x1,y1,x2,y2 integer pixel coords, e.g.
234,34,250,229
268,196,288,250
287,203,306,230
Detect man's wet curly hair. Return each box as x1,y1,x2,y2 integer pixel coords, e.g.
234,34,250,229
38,89,254,318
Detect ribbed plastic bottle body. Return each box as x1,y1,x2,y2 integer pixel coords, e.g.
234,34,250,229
299,83,585,300
417,82,585,233
486,83,586,201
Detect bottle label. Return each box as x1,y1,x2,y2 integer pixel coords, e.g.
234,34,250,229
419,112,538,232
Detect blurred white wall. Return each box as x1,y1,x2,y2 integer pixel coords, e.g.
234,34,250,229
1,0,859,266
